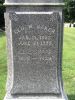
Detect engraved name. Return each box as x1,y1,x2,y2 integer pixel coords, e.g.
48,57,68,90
14,24,55,34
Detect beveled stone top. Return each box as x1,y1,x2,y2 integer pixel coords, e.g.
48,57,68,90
5,0,63,3
4,0,64,6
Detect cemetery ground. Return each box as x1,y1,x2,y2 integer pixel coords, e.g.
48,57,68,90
0,28,75,100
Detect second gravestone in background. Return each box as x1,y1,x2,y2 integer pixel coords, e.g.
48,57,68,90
4,0,68,100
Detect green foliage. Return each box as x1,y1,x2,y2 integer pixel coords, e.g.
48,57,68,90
64,0,75,22
0,0,5,27
0,0,4,3
0,4,5,27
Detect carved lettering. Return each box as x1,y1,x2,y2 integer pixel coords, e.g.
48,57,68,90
13,23,56,64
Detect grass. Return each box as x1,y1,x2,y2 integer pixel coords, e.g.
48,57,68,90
0,32,7,100
63,28,75,100
0,28,75,100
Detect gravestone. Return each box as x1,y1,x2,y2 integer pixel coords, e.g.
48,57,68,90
4,0,68,100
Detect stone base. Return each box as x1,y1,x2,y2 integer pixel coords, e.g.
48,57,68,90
4,94,67,100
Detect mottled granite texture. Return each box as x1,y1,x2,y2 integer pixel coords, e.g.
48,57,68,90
4,0,67,100
10,12,60,94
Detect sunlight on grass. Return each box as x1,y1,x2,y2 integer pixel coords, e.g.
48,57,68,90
0,32,7,100
63,28,75,100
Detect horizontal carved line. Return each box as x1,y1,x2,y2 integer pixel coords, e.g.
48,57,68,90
16,12,53,14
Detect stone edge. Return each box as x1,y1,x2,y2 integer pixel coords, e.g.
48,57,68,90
3,3,65,6
4,94,66,100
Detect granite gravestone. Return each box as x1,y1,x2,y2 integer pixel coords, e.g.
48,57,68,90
4,0,68,100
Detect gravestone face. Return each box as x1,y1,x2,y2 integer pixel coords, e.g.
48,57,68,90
10,12,60,94
4,0,68,100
